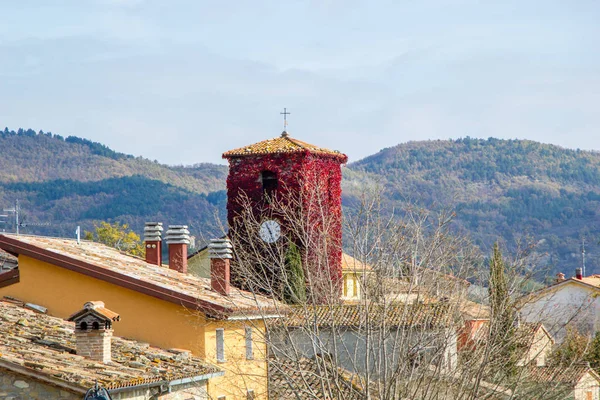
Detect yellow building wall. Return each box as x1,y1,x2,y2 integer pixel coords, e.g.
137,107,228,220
0,255,269,400
204,320,269,400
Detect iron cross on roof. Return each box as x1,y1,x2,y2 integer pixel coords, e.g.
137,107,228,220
280,108,290,131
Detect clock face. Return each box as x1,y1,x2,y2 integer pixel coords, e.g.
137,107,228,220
259,220,281,243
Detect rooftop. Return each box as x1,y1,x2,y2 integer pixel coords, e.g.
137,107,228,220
526,364,599,386
0,247,17,268
222,132,347,161
0,234,284,319
341,253,373,272
0,299,222,393
269,357,367,400
280,303,453,329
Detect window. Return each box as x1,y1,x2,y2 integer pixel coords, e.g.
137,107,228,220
216,328,225,362
247,389,255,400
260,171,278,197
245,327,253,360
217,396,226,400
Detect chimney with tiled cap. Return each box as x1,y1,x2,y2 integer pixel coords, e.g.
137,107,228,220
144,222,163,266
556,272,566,283
67,301,120,364
576,268,583,280
166,225,190,273
209,238,233,296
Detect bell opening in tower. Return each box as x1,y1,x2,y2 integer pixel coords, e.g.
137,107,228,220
260,170,278,198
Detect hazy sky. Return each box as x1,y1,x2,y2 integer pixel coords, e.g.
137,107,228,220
0,0,598,165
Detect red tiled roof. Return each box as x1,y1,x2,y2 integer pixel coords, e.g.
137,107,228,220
223,133,347,161
0,234,285,319
0,300,222,393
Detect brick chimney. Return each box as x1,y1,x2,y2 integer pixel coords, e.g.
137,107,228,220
576,268,583,280
166,225,190,273
67,301,120,364
209,238,233,296
144,222,163,266
556,272,566,283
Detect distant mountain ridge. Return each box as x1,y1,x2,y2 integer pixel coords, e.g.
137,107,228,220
2,128,599,277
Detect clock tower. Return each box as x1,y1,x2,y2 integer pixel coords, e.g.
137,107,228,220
223,131,348,296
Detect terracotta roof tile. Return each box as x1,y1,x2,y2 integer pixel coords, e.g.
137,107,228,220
68,301,121,323
269,357,367,399
0,248,17,270
526,365,597,386
0,300,222,391
341,253,372,272
0,234,285,319
279,303,452,328
223,133,347,161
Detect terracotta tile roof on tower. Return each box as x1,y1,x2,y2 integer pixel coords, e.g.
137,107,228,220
0,234,285,319
0,299,222,393
223,132,348,161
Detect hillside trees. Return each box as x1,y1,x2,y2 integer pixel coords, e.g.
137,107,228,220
84,221,144,257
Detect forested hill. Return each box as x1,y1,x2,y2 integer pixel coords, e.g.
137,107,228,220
2,128,599,277
0,128,228,241
343,137,600,276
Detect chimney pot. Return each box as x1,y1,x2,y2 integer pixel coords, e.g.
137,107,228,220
209,239,233,296
144,222,163,266
166,225,191,273
556,272,566,283
68,301,119,364
576,268,583,280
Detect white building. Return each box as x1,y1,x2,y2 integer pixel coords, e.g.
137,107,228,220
519,269,600,340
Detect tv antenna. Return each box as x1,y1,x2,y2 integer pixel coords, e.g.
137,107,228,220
3,199,20,235
2,200,50,235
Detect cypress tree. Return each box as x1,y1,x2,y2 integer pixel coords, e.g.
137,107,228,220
283,242,306,304
488,242,517,376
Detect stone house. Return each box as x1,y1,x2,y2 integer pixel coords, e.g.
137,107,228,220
0,231,285,400
0,299,223,399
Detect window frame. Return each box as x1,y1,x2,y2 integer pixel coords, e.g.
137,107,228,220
245,327,254,360
216,328,225,363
